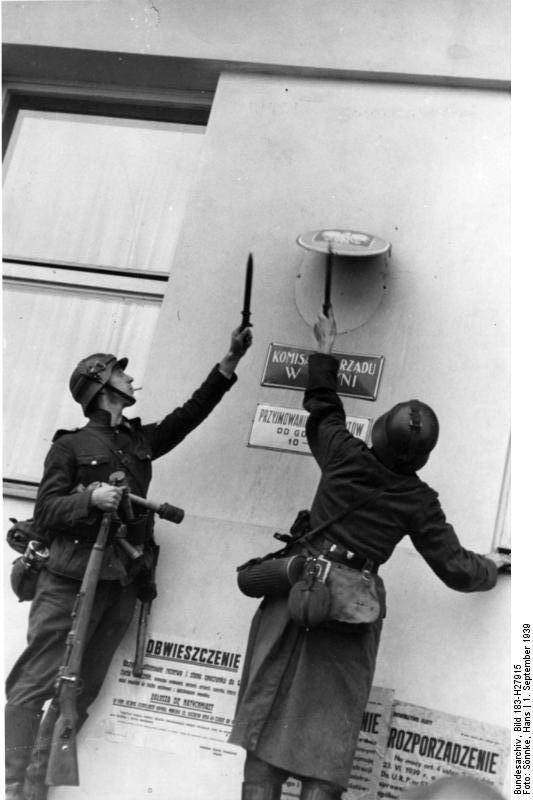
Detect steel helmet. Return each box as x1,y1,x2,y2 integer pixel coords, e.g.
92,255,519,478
69,353,131,415
371,400,439,474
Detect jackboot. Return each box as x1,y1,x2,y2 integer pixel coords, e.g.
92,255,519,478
300,783,343,800
241,781,283,800
5,704,43,791
23,700,59,800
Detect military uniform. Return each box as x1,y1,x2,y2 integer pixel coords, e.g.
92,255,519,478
230,353,497,793
5,364,236,797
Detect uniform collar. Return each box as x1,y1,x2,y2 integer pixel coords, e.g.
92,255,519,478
86,409,142,430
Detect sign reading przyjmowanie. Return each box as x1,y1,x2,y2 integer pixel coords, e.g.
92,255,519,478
261,343,384,401
248,403,372,456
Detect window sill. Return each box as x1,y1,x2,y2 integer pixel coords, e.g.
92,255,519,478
3,480,39,501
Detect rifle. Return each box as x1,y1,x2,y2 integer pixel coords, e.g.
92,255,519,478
45,471,123,786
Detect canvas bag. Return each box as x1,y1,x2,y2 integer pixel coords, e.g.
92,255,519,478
287,487,385,629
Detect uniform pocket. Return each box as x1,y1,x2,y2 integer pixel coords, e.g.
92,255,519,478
76,453,112,485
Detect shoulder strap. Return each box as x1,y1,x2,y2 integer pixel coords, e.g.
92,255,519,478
297,485,386,549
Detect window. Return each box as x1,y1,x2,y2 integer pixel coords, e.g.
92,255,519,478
3,96,207,487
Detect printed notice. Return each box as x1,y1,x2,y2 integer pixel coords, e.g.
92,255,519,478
281,687,395,800
248,403,372,455
261,343,384,401
347,686,395,799
105,634,243,756
378,700,510,798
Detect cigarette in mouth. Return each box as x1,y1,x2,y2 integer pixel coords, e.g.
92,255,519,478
132,387,143,392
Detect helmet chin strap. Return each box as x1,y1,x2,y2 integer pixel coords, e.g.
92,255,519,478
104,384,136,406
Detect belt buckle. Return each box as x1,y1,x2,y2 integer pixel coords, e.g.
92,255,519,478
327,543,355,563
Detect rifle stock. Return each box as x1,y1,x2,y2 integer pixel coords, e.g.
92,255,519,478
46,684,79,785
45,475,121,786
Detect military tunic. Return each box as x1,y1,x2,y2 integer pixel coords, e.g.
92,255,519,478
6,365,236,714
229,353,497,789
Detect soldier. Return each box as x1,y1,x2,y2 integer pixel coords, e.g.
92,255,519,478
5,323,252,800
230,309,508,800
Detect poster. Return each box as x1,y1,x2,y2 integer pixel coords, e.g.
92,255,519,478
346,686,395,799
377,700,510,798
248,403,372,455
104,633,244,759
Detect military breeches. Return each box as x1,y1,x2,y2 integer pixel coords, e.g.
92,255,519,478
6,568,138,716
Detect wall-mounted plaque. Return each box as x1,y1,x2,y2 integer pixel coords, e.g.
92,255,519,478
261,344,384,401
297,229,391,257
248,403,372,456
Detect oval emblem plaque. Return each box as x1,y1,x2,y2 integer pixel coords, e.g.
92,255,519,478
297,229,391,258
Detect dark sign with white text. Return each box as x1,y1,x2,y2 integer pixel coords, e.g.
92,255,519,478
261,343,384,401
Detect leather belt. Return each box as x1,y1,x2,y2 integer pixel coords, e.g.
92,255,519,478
321,542,379,573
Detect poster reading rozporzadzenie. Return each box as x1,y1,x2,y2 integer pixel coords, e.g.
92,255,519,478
377,700,510,798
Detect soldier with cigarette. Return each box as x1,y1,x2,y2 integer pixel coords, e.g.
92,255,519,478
5,323,252,800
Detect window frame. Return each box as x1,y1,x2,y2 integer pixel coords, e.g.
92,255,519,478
2,82,213,497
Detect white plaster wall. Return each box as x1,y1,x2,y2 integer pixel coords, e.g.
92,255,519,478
2,0,510,82
2,11,511,800
143,73,509,555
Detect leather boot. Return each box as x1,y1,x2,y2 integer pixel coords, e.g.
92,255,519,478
23,701,59,800
300,783,343,800
241,782,283,800
5,704,42,791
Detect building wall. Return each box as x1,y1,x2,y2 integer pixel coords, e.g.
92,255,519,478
2,0,510,82
2,2,510,799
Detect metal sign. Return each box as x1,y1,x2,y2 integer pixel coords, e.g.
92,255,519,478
261,343,384,401
296,229,391,257
248,403,372,456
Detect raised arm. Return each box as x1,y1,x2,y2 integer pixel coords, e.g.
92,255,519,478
410,491,506,592
303,310,359,469
146,324,252,459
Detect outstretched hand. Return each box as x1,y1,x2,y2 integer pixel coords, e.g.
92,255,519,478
313,309,337,354
484,550,511,572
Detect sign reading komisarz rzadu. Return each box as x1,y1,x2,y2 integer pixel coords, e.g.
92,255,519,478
261,343,384,401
